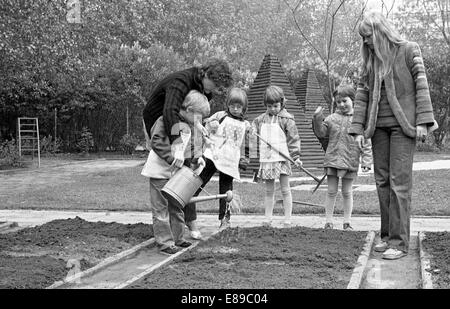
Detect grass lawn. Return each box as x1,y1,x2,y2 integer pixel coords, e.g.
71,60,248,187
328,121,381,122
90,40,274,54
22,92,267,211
1,151,449,216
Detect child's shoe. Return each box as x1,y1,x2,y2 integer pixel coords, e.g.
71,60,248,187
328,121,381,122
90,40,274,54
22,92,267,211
176,240,192,248
262,220,272,227
190,230,203,240
283,220,292,228
219,217,231,231
159,245,181,256
343,223,353,230
324,222,333,230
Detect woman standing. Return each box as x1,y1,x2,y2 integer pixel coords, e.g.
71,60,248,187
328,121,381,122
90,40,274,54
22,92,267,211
349,12,437,260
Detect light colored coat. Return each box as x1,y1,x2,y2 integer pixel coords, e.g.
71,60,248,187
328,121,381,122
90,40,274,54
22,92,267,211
252,109,301,161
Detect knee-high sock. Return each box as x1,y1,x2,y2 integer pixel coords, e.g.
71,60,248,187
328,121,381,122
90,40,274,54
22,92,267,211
279,175,292,222
264,180,275,220
325,175,339,223
342,178,354,223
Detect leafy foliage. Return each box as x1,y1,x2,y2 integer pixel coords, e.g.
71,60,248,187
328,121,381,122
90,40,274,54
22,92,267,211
0,0,448,150
0,138,22,168
119,134,140,155
75,127,94,154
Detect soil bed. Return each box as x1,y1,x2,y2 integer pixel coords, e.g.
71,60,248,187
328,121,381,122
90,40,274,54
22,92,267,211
129,226,367,289
0,217,153,289
422,232,450,289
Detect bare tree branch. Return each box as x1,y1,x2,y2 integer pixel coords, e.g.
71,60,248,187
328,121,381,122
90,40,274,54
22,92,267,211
421,0,450,47
385,0,396,17
282,0,326,63
327,0,345,66
437,0,450,46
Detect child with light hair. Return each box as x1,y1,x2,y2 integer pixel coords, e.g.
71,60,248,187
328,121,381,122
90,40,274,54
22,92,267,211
141,90,210,255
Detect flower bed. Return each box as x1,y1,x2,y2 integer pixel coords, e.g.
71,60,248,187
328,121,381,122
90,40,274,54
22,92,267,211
0,217,153,289
129,226,367,289
422,232,450,289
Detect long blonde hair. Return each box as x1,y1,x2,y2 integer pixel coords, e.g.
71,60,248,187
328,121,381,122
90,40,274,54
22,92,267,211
358,11,407,81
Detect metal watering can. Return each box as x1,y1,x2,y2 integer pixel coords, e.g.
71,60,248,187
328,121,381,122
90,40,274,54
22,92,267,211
161,166,233,209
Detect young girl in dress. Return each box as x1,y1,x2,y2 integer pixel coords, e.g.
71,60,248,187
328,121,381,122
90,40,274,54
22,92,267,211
252,85,302,227
202,87,251,230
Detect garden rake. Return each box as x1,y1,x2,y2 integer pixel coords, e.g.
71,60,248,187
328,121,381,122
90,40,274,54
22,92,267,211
254,132,327,194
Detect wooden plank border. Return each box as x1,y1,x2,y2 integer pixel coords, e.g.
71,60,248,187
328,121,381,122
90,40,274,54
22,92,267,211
347,230,376,289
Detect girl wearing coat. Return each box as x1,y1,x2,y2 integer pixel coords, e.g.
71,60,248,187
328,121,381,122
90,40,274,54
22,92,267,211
313,85,372,231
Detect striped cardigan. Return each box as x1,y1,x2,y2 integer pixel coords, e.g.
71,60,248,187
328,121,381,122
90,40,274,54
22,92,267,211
349,41,436,138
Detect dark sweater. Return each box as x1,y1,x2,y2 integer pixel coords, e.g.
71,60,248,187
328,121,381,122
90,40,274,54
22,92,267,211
142,67,212,143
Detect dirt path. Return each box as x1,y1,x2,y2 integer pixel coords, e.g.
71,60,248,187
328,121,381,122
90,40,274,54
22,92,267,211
0,160,143,194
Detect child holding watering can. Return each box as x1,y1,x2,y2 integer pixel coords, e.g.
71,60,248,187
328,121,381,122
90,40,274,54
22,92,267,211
251,85,302,227
202,87,251,231
312,85,372,231
141,90,210,255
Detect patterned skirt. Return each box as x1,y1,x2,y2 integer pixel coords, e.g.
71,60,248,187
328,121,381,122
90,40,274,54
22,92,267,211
257,161,292,180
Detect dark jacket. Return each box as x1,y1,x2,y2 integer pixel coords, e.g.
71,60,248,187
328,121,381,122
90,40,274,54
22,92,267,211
143,67,211,143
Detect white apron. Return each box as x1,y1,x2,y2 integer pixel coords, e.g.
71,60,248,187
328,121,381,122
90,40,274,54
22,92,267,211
204,116,246,180
259,115,289,162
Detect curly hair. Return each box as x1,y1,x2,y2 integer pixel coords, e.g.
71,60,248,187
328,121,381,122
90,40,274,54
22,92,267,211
200,58,233,88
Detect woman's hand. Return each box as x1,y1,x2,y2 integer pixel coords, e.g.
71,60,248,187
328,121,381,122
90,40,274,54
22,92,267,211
354,135,364,149
416,124,428,143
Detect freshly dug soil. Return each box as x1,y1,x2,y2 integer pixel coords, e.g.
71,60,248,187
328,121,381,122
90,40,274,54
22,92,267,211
422,232,450,289
129,226,367,289
0,217,153,289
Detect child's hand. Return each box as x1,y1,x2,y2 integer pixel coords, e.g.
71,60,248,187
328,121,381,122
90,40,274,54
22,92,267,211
249,126,257,136
204,136,214,147
208,120,219,134
294,158,303,167
192,157,206,174
195,121,209,137
314,106,323,116
170,157,184,171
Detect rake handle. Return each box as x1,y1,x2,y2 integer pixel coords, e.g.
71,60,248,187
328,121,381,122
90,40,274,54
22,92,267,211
254,132,321,183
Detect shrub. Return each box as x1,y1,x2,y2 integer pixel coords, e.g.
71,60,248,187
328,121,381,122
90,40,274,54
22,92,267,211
119,134,140,155
76,127,94,154
0,139,23,168
40,135,62,155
